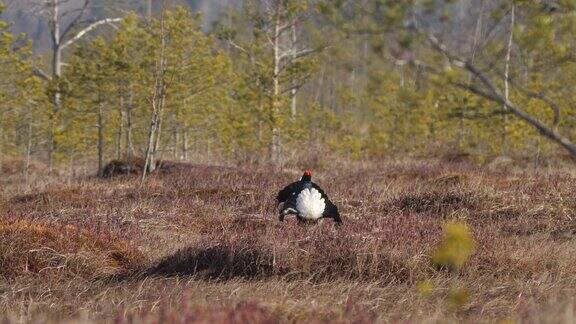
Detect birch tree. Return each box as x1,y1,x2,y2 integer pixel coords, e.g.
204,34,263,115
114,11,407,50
141,10,167,179
31,0,122,170
141,6,231,180
219,0,327,166
502,3,515,155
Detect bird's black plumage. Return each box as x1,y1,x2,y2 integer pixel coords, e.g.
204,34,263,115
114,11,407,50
276,170,341,224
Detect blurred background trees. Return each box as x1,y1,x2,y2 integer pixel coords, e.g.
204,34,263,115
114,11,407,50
0,0,575,175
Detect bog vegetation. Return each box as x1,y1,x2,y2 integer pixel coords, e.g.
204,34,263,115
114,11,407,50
2,161,576,322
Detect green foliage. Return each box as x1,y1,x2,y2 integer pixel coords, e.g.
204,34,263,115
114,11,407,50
448,287,470,309
420,220,475,311
417,279,434,296
58,8,234,167
335,0,576,162
432,221,475,271
0,9,47,164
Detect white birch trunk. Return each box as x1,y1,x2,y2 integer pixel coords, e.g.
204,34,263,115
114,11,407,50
183,128,189,161
142,11,167,182
502,4,515,155
270,7,281,166
459,0,486,148
48,0,61,172
116,90,125,159
125,85,134,158
290,23,297,119
97,102,104,177
25,122,32,181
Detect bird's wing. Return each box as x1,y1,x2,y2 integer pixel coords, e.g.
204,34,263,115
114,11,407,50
323,199,341,223
276,181,301,203
312,183,341,224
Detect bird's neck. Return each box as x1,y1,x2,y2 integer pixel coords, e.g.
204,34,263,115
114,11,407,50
300,180,313,189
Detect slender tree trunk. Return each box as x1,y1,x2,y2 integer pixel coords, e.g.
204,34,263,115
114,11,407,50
143,10,167,182
49,0,62,172
142,84,164,180
52,49,62,96
153,93,167,166
389,110,399,150
142,106,158,181
25,122,32,181
155,97,165,155
458,0,486,148
270,8,282,166
362,35,369,102
0,117,3,174
316,65,325,105
290,23,297,119
125,85,134,158
143,85,164,179
183,128,189,161
350,66,357,110
116,91,125,159
173,127,179,160
330,65,337,111
83,138,88,176
142,107,160,177
502,4,515,156
47,120,56,172
257,98,263,145
430,100,439,143
68,151,75,178
399,64,405,88
470,0,485,69
97,102,104,177
153,104,163,165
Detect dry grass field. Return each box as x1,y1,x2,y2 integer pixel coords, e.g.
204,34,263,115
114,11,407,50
1,159,576,323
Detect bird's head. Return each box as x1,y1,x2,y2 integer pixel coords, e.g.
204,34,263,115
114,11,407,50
301,169,312,182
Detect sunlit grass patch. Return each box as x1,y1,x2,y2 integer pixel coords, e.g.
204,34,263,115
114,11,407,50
0,219,146,280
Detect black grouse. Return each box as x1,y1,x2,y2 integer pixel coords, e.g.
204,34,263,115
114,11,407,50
276,170,341,224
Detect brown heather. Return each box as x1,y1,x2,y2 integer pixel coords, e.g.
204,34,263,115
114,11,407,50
1,159,576,323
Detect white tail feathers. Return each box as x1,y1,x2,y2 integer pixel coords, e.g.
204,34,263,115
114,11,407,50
296,188,326,220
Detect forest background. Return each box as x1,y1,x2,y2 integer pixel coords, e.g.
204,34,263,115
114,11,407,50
1,0,575,175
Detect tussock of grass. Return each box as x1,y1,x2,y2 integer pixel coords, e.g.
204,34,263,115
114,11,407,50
0,219,146,280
